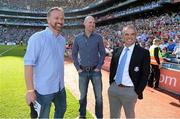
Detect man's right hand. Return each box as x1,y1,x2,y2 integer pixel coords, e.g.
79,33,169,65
26,91,36,105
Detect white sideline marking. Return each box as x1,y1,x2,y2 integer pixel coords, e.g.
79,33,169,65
0,45,18,56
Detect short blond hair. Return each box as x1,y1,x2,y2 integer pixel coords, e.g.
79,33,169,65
47,7,64,17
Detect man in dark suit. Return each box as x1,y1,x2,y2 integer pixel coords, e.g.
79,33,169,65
108,25,150,118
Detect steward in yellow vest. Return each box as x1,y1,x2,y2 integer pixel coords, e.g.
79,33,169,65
148,38,162,88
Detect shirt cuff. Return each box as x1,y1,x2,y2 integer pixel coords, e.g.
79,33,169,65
24,60,36,65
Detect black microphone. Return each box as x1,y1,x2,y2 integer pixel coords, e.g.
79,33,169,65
30,103,38,118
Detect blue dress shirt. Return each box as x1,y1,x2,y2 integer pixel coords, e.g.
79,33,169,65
72,32,106,70
24,27,66,95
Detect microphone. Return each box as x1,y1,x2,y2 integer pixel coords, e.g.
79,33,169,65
30,103,38,118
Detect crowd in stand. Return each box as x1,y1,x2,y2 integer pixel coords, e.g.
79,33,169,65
0,1,164,27
96,12,180,67
96,1,161,22
0,17,83,26
96,12,179,47
0,11,179,67
0,0,97,12
0,26,41,45
0,18,46,25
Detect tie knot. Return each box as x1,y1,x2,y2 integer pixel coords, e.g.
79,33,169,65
125,48,129,52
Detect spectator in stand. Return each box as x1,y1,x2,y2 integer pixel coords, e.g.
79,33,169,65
167,39,176,54
159,39,168,51
24,7,66,118
139,41,146,49
174,32,180,42
104,40,113,56
161,33,169,44
0,0,97,11
72,16,106,118
172,39,180,63
162,47,171,62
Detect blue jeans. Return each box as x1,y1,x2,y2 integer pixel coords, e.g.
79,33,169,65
35,88,66,118
78,70,103,118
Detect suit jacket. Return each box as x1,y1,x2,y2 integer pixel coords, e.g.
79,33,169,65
109,44,150,99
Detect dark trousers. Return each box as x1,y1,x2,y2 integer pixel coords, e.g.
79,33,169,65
148,64,160,88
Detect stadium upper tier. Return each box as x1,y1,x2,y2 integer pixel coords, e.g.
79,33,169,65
0,0,105,12
0,0,130,16
0,0,179,27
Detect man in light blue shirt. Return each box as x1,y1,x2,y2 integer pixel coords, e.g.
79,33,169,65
24,7,66,118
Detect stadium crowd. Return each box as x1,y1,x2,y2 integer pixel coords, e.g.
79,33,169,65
0,26,41,45
0,1,163,27
0,18,46,25
96,12,180,66
96,1,161,22
0,0,97,12
96,12,179,50
0,11,179,66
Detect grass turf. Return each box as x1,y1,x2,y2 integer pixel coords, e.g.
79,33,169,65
0,45,93,118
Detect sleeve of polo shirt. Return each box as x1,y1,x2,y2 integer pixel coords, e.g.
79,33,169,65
97,35,106,69
72,37,80,70
24,34,41,66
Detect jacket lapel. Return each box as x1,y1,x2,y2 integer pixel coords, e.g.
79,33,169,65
115,47,124,67
129,44,138,70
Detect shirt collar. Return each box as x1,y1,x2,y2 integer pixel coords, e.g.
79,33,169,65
45,27,61,38
45,27,53,35
123,43,135,52
83,31,95,38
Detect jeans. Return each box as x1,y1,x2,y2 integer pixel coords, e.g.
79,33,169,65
35,88,66,118
78,70,103,118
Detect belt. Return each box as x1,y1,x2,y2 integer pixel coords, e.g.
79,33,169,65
80,65,96,72
118,84,134,88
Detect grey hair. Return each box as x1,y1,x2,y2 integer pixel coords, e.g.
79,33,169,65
122,25,137,34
